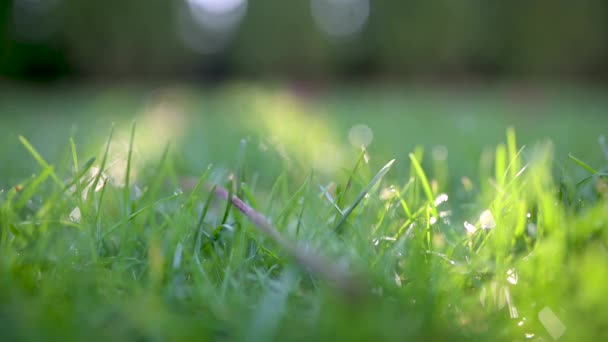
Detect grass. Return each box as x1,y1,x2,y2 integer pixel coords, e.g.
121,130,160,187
1,83,608,341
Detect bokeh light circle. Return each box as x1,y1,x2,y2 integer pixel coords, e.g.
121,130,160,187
310,0,370,38
348,124,373,147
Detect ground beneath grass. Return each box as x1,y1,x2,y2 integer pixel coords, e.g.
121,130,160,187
0,83,607,341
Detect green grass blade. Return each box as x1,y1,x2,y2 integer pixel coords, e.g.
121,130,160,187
14,166,54,209
334,159,395,233
240,182,259,209
63,156,96,192
220,179,234,226
296,170,313,236
495,143,507,187
103,191,182,238
18,135,64,188
336,147,367,208
409,153,437,217
275,171,313,228
186,167,212,211
506,127,520,180
143,141,172,202
120,121,136,246
123,120,136,211
569,153,599,175
235,139,247,197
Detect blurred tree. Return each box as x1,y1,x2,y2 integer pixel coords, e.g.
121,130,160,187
0,0,606,80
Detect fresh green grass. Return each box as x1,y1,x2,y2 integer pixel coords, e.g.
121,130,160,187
1,83,608,341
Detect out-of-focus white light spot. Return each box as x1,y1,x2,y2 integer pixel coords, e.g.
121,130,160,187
480,209,496,229
348,124,373,147
310,0,370,38
186,0,247,31
538,307,566,340
434,193,449,206
189,0,244,14
69,207,81,223
394,272,402,287
439,210,451,218
379,186,396,200
178,0,247,54
133,185,143,200
380,236,396,242
507,268,518,285
464,221,476,234
524,333,535,339
432,145,448,161
429,217,437,225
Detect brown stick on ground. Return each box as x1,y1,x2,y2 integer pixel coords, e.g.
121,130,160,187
213,185,367,299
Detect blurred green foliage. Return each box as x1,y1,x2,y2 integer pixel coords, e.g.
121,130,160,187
1,0,607,80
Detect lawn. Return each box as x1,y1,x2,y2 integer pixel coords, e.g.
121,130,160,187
1,83,607,341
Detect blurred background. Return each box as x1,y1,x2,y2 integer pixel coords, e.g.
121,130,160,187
1,0,608,81
1,0,608,189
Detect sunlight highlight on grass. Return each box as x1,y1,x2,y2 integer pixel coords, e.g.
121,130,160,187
245,88,346,173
